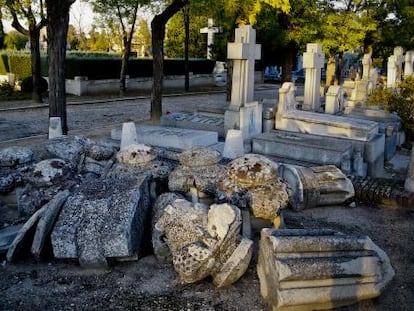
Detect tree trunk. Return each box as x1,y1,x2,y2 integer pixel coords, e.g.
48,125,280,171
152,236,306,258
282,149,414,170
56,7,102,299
120,37,130,97
335,52,344,85
47,0,74,135
281,41,295,83
30,29,43,103
183,6,190,92
150,0,189,123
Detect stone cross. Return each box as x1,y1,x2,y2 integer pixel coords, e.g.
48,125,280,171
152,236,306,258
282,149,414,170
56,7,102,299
227,25,261,109
200,19,221,59
362,53,372,81
387,46,404,88
302,43,325,112
404,51,414,77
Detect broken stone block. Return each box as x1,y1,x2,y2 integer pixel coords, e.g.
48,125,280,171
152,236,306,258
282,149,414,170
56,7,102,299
257,228,395,311
278,164,355,211
33,159,74,185
0,146,33,167
218,154,290,224
46,135,91,166
168,147,226,203
154,198,253,287
51,176,150,267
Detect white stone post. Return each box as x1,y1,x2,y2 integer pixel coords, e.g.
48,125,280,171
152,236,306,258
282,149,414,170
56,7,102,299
404,51,414,77
120,122,137,150
302,43,325,112
387,46,404,88
48,117,63,139
362,53,372,81
200,18,222,59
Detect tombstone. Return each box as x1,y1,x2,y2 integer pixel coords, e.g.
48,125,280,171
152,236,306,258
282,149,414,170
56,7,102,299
302,43,325,112
387,46,404,88
362,53,372,81
224,25,262,139
404,50,414,77
48,117,63,139
325,85,345,114
200,18,222,59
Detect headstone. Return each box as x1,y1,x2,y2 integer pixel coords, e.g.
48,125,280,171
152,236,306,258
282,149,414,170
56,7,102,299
325,85,345,114
225,25,262,139
227,25,261,108
302,43,325,112
362,53,372,80
223,129,244,159
257,228,395,311
404,147,414,193
200,18,222,59
120,122,138,150
48,117,63,139
404,50,414,77
387,46,404,88
111,125,218,151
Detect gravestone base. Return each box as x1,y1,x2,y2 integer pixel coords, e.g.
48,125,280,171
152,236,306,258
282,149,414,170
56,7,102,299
224,101,263,140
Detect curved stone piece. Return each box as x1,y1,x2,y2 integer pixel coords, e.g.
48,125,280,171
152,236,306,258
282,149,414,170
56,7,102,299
178,147,221,167
154,199,253,286
116,144,157,165
225,154,279,187
257,228,395,311
278,164,355,211
218,154,290,221
0,146,33,167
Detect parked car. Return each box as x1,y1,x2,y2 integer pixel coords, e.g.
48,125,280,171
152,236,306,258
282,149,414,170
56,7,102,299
292,68,305,83
264,66,281,83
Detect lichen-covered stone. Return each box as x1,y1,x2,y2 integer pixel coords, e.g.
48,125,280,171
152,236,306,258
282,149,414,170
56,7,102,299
116,144,157,165
46,136,91,166
0,147,33,167
154,199,253,286
33,159,74,184
86,142,115,161
178,147,221,167
218,154,290,221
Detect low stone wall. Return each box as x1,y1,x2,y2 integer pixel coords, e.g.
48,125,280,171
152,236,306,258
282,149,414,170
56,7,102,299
65,74,217,96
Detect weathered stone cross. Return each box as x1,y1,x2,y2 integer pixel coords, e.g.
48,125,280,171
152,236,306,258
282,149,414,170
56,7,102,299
302,43,325,112
227,25,261,109
200,18,221,59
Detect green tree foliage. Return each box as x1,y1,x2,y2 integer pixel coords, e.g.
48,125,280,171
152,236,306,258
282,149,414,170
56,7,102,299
2,0,47,103
165,11,206,58
134,18,151,56
88,0,150,95
87,26,117,51
4,30,28,50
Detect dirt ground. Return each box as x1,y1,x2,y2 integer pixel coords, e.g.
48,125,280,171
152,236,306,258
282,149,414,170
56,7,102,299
1,202,413,311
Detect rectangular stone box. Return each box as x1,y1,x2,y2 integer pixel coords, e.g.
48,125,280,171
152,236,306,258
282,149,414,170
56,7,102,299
252,130,353,167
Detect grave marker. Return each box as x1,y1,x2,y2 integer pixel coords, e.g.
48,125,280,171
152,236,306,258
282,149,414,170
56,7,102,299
387,46,404,88
303,43,325,112
200,19,221,59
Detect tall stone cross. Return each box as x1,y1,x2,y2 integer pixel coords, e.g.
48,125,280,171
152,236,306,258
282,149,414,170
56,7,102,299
387,46,404,88
227,25,261,109
200,19,221,59
302,43,325,112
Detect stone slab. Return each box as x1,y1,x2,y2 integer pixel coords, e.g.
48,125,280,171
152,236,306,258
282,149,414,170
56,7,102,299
112,125,218,150
252,130,353,167
160,113,225,138
51,176,150,266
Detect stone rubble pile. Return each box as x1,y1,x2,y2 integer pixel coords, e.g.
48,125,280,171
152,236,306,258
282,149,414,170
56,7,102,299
0,136,395,309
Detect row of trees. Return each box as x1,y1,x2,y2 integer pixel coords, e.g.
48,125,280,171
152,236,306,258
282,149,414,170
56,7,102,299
1,0,414,133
